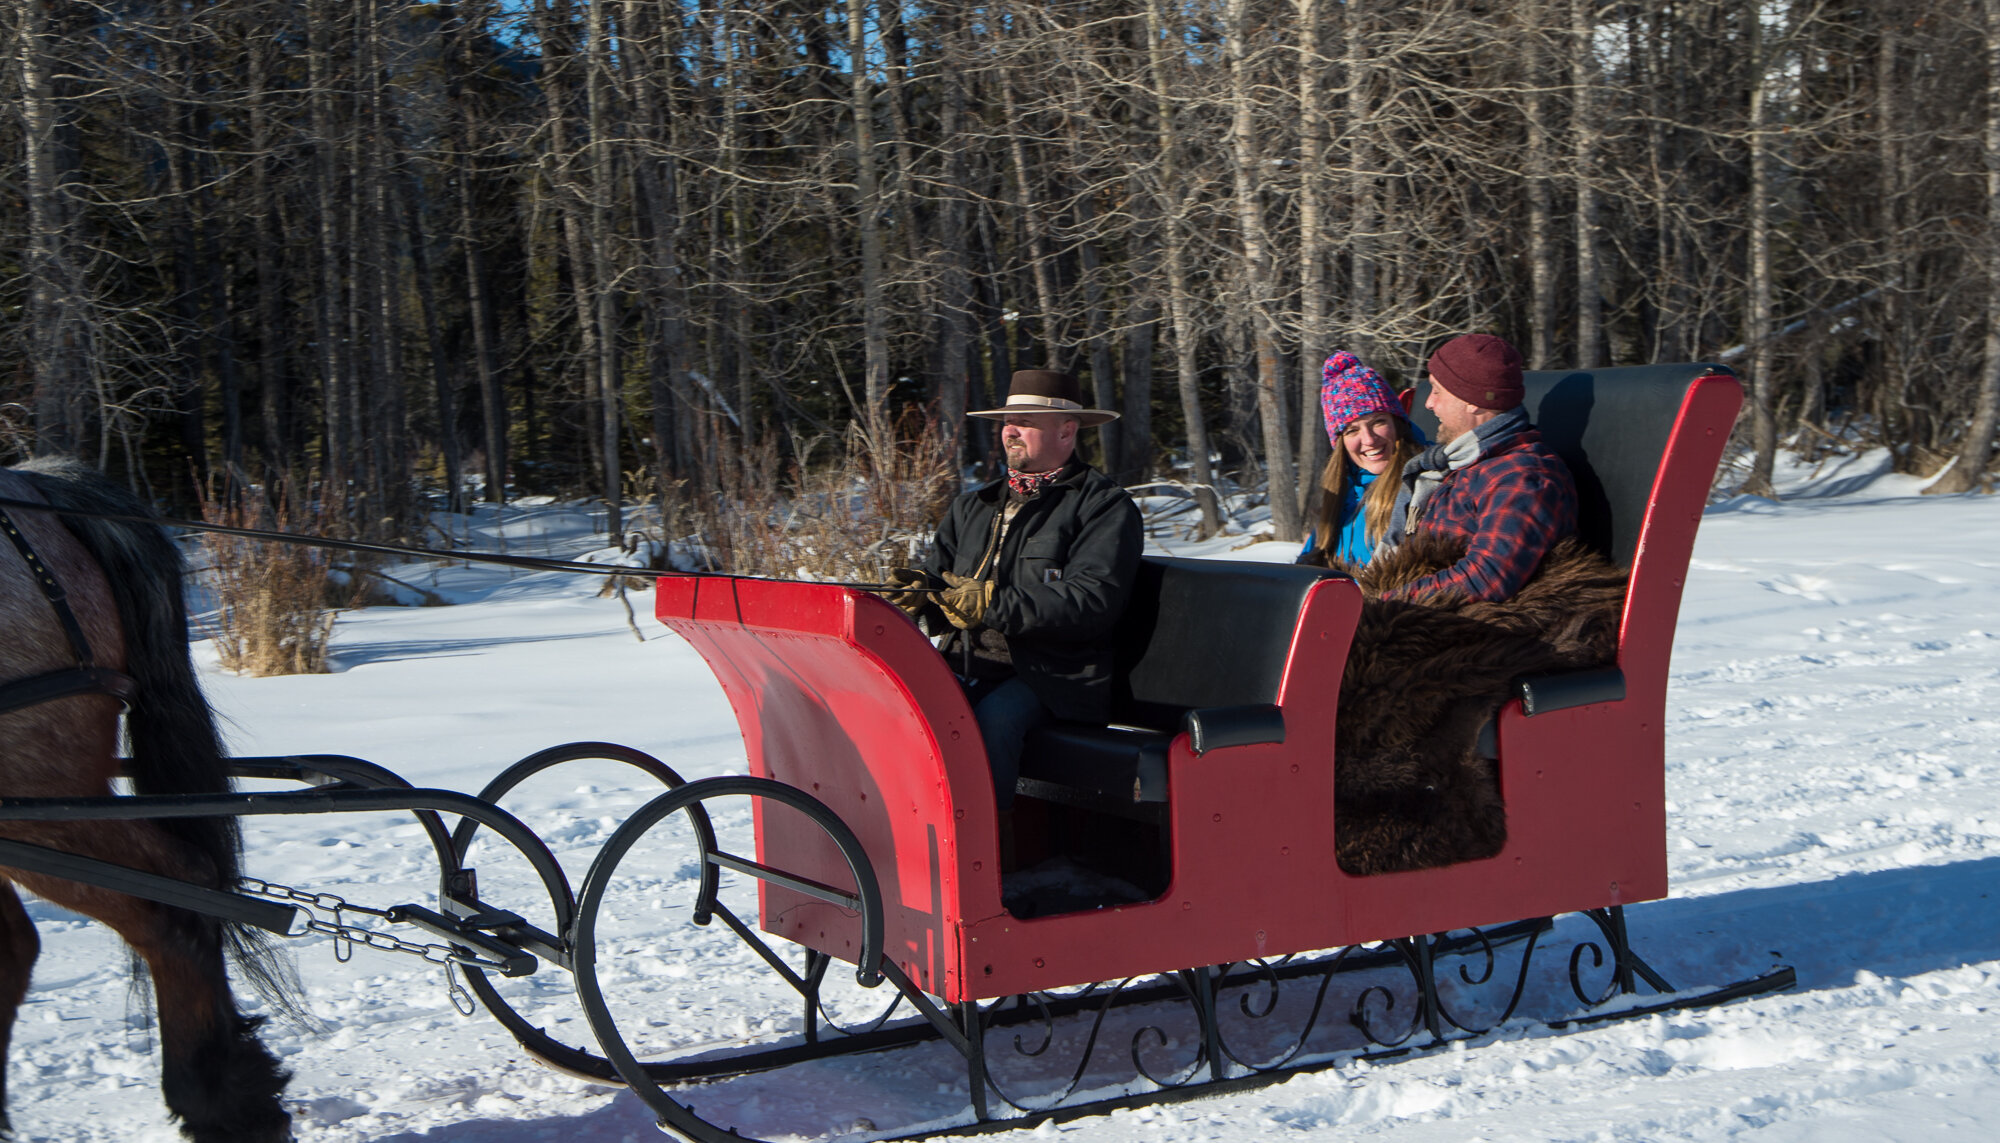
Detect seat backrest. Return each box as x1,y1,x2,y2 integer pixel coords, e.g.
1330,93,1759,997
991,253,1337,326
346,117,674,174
1109,556,1339,730
1408,363,1732,567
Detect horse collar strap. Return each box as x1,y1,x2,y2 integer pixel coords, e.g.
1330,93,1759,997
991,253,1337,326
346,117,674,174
0,667,138,715
0,503,98,667
0,503,137,715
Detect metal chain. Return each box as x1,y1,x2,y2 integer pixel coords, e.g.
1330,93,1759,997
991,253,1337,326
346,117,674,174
238,876,482,970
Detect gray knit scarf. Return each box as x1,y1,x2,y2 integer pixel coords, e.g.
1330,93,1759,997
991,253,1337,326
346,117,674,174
1381,405,1532,551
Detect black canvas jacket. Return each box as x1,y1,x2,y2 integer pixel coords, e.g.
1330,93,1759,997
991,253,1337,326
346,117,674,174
919,459,1142,722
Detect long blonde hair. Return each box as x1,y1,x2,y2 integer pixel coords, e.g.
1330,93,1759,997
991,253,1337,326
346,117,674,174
1306,421,1424,560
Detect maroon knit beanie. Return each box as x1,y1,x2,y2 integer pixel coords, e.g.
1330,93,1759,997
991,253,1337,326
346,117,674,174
1427,334,1525,410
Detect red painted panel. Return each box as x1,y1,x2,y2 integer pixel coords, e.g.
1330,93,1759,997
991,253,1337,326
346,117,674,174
655,578,1000,999
1619,375,1744,705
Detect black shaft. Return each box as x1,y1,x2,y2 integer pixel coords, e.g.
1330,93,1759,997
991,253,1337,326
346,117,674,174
0,836,300,935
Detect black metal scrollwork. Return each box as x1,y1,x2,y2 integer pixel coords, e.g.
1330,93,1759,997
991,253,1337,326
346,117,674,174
1569,936,1615,1006
1564,907,1676,1011
970,976,1202,1113
1211,950,1349,1070
1431,925,1543,1035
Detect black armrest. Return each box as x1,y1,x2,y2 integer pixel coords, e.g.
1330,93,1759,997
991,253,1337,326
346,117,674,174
1516,667,1625,716
1182,704,1285,756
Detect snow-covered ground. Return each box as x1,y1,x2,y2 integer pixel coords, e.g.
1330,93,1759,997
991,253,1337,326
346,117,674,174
14,452,2000,1142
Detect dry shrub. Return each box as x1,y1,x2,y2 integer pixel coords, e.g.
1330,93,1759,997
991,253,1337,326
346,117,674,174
685,407,957,582
200,479,351,676
0,403,31,462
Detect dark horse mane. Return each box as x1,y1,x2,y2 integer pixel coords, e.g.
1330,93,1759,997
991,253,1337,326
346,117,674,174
13,457,239,878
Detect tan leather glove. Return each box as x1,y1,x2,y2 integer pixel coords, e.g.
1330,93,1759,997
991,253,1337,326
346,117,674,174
880,567,935,617
938,571,995,630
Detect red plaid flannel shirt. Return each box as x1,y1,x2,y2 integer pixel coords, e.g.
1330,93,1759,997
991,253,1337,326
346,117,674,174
1398,429,1578,602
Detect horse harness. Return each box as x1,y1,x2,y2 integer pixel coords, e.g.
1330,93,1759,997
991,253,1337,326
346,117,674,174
0,503,138,716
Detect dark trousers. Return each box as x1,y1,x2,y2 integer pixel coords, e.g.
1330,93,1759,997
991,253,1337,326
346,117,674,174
962,676,1050,811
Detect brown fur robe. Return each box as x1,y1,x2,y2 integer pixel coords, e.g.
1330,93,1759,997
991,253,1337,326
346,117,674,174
1329,532,1628,875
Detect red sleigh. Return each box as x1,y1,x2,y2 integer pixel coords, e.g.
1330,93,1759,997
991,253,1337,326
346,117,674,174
592,362,1787,1141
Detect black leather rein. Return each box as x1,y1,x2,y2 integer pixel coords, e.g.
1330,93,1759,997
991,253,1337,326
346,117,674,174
0,495,930,593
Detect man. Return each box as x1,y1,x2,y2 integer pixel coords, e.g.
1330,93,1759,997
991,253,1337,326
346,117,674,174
1383,333,1578,602
888,370,1143,808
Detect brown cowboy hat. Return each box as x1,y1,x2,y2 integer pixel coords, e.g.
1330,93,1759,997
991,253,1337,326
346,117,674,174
967,370,1120,426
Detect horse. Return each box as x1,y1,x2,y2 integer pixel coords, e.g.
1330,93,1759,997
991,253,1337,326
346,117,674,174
0,457,292,1142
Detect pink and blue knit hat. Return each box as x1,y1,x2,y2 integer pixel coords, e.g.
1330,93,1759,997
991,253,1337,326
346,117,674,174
1319,351,1407,445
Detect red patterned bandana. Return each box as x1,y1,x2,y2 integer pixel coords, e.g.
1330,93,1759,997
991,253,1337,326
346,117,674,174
1006,467,1060,498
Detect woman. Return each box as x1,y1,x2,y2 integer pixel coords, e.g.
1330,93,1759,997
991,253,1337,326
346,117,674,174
1300,351,1425,568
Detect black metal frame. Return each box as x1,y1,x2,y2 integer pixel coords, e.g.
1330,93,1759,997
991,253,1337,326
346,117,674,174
567,888,1791,1143
535,771,1796,1143
0,752,575,975
444,742,691,1080
886,912,1789,1141
0,749,1797,1143
567,774,891,1143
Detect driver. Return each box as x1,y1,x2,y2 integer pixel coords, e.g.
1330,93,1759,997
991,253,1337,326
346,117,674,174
887,370,1143,809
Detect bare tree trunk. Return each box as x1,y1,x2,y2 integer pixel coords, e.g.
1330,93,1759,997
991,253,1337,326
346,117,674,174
204,192,244,482
1571,0,1603,368
1122,159,1161,486
1875,15,1918,465
848,0,890,440
1932,0,2000,494
974,205,1011,472
401,171,464,514
1525,1,1558,369
457,172,507,502
1294,0,1330,515
586,0,621,538
20,0,91,455
623,0,691,488
364,0,411,531
345,123,376,523
308,0,352,504
1119,301,1158,484
1074,167,1122,468
1147,0,1220,536
248,22,289,478
558,180,608,529
1743,0,1779,496
1637,4,1684,362
720,7,754,438
1345,5,1377,360
1001,67,1061,365
1226,0,1300,541
447,4,507,503
935,43,974,461
168,38,208,487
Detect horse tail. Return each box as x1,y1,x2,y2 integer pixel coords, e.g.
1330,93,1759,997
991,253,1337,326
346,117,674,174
12,458,307,1019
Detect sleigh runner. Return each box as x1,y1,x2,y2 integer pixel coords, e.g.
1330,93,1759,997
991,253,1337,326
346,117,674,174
0,361,1791,1143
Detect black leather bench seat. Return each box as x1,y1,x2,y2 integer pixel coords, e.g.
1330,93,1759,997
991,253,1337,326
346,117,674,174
1017,723,1172,807
1011,558,1338,815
